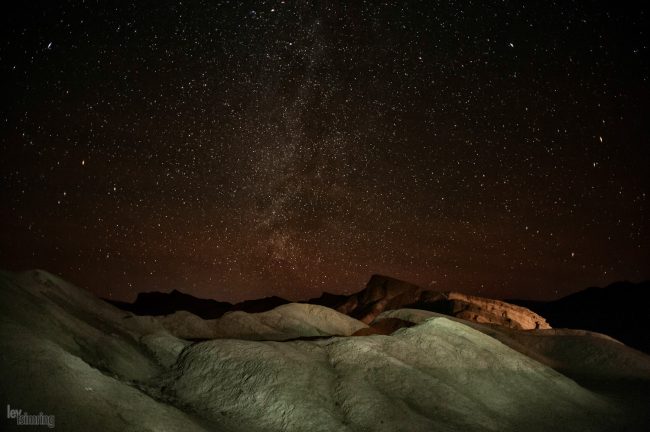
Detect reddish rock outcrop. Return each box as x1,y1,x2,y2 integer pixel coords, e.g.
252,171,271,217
442,292,551,330
321,274,550,330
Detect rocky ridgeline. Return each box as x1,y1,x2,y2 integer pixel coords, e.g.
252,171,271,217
320,274,550,330
112,273,551,331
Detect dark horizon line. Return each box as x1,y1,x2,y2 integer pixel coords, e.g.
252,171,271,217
100,272,650,306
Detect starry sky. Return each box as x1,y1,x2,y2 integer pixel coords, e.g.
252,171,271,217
1,1,649,302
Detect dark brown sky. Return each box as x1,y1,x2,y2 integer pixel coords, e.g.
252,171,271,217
1,1,649,302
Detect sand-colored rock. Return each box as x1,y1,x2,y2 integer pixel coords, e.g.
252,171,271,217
443,291,551,330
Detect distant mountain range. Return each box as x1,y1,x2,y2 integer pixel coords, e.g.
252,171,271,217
109,290,288,319
109,276,650,353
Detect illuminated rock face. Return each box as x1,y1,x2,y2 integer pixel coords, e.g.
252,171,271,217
443,292,551,330
374,308,650,385
166,317,613,432
326,274,550,329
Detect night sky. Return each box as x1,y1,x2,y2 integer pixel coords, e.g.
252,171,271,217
1,1,648,303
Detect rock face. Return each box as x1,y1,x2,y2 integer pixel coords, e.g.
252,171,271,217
2,270,649,431
439,292,551,330
0,270,206,432
166,318,613,432
312,274,550,330
374,308,650,390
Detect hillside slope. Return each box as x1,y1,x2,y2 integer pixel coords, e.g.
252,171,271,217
159,303,368,340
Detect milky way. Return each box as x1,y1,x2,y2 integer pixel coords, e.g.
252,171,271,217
1,1,648,302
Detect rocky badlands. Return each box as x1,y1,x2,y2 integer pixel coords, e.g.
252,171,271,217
1,270,649,431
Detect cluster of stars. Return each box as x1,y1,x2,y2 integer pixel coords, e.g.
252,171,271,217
1,1,648,302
